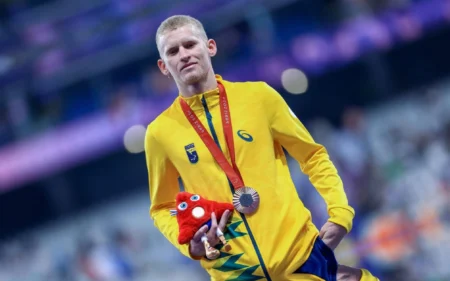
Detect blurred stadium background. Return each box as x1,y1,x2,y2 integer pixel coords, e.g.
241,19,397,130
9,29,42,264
1,0,449,280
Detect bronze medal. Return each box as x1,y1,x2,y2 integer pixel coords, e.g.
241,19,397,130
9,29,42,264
232,187,260,214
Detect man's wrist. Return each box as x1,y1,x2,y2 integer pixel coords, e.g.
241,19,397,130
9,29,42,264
327,218,351,233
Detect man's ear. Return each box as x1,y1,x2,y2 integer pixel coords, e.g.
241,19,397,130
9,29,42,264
157,59,170,76
207,39,217,57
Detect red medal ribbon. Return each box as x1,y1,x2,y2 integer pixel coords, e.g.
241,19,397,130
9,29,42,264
180,82,244,191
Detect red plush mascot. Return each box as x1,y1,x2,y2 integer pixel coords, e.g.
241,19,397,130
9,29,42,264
170,192,234,259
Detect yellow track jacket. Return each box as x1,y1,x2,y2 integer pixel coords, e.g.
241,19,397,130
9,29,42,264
145,75,355,281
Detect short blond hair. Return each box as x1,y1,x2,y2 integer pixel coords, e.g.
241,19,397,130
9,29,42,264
156,15,208,54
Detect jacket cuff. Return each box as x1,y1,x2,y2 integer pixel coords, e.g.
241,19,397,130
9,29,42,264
327,206,355,233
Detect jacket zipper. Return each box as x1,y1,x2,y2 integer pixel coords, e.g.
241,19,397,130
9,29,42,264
201,96,272,281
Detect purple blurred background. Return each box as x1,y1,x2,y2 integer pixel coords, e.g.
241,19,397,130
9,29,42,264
0,0,449,280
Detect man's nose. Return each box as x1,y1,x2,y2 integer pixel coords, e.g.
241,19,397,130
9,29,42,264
179,47,190,61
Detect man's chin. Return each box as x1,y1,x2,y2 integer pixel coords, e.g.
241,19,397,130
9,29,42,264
183,73,202,85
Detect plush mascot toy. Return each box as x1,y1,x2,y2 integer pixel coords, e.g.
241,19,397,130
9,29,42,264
170,192,234,259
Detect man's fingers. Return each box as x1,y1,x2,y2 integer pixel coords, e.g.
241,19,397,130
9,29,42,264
207,212,218,240
191,211,233,246
218,210,231,231
211,212,218,225
319,229,325,239
193,225,209,242
209,212,218,232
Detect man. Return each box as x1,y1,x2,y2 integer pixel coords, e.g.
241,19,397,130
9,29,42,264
145,15,379,281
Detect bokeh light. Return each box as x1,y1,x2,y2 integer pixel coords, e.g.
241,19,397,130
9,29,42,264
123,124,146,154
281,68,308,95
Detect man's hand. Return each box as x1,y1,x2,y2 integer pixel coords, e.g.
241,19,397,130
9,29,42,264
319,221,347,250
189,210,231,258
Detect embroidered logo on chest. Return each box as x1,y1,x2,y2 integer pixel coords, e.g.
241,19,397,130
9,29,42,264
237,130,253,142
184,143,199,164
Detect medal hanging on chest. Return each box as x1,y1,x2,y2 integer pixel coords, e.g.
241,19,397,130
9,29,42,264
232,186,259,214
179,82,260,215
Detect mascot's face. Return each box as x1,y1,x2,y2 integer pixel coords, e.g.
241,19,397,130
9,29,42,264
172,191,234,244
176,192,210,220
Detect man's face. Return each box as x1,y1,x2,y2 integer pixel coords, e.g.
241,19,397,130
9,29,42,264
157,25,216,85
